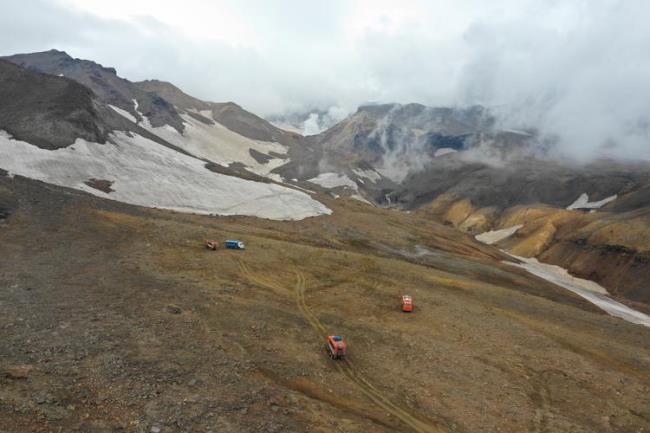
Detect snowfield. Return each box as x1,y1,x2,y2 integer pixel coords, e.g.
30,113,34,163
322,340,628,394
475,225,650,327
567,193,617,210
0,131,331,220
113,102,290,181
108,105,137,123
506,255,650,327
434,147,458,157
352,168,382,183
308,172,358,190
475,225,523,244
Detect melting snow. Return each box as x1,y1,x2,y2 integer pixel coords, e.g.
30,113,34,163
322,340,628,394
308,172,358,190
475,225,524,245
0,130,330,220
475,224,649,327
108,105,137,123
350,194,373,205
502,129,533,137
434,148,458,157
506,255,650,327
567,193,617,210
352,168,382,183
114,106,290,181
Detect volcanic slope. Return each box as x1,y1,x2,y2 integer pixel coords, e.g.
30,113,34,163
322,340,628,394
0,57,329,220
2,49,309,181
305,101,650,310
1,173,648,433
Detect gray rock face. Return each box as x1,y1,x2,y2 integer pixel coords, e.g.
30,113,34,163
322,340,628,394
2,50,185,133
4,50,304,149
0,60,114,149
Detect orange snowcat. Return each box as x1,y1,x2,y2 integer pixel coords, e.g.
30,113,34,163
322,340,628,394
401,295,413,312
205,240,219,250
326,335,346,360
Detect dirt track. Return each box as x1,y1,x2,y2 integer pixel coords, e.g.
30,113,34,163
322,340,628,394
242,262,445,433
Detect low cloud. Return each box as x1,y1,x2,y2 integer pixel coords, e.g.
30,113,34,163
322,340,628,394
1,0,649,161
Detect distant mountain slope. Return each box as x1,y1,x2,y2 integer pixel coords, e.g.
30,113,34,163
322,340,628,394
0,57,330,220
3,49,185,132
297,101,650,309
316,103,495,167
2,50,303,147
135,79,303,146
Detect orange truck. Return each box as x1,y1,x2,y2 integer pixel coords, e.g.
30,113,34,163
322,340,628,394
326,335,347,360
401,295,413,312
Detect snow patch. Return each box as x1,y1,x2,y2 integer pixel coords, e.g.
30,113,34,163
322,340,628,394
0,130,330,220
506,255,650,327
269,121,303,135
108,105,137,123
352,168,382,183
567,193,617,210
434,148,458,157
475,225,524,245
502,129,533,137
350,194,373,205
308,172,358,190
132,109,290,181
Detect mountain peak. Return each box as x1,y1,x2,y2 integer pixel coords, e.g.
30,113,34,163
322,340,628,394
1,49,117,75
46,48,71,57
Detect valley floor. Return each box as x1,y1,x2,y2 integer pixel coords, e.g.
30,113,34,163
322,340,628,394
1,176,649,433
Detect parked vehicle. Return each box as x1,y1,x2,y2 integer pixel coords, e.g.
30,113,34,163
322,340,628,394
205,240,219,250
401,295,413,312
225,240,245,250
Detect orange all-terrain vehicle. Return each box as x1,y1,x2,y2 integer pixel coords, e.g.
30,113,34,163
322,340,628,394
401,295,413,312
326,335,347,360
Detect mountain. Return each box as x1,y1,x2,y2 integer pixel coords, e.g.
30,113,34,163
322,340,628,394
0,53,330,220
4,49,186,132
1,50,650,433
1,50,649,308
0,59,121,149
299,102,650,310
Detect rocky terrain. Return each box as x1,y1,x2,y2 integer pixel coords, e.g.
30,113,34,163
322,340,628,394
1,50,650,432
284,103,650,311
1,173,649,433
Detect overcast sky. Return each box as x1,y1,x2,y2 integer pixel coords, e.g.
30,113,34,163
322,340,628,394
1,0,649,159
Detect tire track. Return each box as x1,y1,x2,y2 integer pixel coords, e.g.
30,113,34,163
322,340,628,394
239,261,449,433
293,270,446,433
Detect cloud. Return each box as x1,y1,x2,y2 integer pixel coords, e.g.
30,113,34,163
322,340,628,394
0,0,649,161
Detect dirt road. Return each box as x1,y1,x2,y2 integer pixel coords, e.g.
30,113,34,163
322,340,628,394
241,260,446,433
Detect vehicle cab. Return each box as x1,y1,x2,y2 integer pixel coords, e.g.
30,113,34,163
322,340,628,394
326,335,347,359
401,295,413,312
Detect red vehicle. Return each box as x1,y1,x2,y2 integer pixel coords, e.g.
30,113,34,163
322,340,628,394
401,295,413,312
326,335,347,360
205,240,219,250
